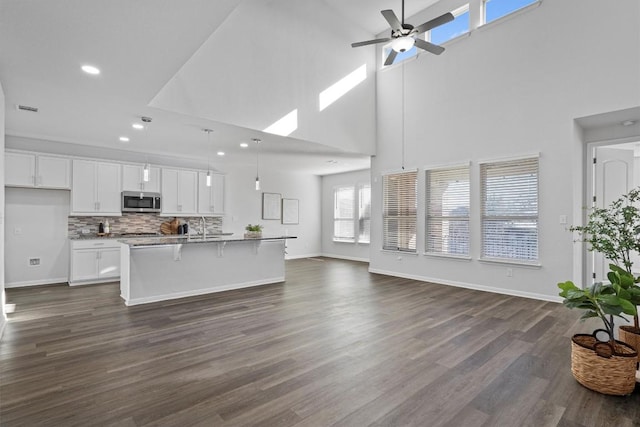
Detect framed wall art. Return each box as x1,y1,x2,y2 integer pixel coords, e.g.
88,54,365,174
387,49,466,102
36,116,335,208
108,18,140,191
262,192,282,220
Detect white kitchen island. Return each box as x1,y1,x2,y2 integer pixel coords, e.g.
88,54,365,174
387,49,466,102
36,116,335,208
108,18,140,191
119,235,295,306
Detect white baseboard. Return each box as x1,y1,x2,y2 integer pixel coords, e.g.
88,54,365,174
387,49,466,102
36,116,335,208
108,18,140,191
286,253,322,260
4,277,69,288
320,253,369,263
368,268,563,303
0,317,7,341
123,276,285,306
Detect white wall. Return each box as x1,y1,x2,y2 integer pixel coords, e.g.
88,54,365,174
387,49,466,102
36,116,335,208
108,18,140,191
221,163,322,259
370,0,640,301
1,80,6,337
150,0,377,156
321,169,370,262
4,188,70,287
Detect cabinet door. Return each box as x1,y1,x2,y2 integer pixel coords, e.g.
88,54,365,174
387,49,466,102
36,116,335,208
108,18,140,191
178,170,198,215
98,248,121,279
96,162,122,214
72,160,97,212
122,164,144,191
198,172,224,215
5,152,36,187
143,167,161,193
71,249,99,282
161,168,180,214
37,155,70,188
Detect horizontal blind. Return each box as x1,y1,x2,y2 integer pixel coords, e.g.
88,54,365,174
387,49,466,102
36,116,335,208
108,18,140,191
383,171,417,252
481,157,538,261
334,186,355,241
359,184,371,244
426,165,470,255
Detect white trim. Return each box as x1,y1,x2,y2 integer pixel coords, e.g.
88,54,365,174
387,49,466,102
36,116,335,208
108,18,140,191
423,160,471,171
320,253,369,263
479,257,541,268
4,277,69,288
477,152,540,165
69,277,119,286
477,0,542,31
0,318,7,341
122,277,285,306
423,252,472,261
380,249,419,256
368,267,561,303
380,167,419,176
285,252,322,260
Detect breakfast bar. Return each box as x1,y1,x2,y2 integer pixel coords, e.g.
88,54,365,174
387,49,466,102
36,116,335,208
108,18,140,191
119,235,296,306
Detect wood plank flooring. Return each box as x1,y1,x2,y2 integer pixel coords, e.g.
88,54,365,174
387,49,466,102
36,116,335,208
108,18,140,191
1,257,639,426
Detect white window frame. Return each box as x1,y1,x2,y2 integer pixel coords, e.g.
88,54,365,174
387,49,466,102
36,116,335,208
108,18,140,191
382,170,418,252
480,156,539,265
425,4,470,45
358,183,371,244
481,0,541,26
333,186,356,242
425,164,471,258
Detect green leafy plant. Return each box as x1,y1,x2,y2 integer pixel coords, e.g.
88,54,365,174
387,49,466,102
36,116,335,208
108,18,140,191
559,267,637,345
571,187,640,331
245,224,263,232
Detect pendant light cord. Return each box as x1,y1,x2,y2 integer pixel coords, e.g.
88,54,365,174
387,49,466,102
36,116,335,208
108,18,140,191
401,61,405,170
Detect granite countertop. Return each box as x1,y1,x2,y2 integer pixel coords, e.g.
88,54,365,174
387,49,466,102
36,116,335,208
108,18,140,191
120,235,297,247
70,232,233,240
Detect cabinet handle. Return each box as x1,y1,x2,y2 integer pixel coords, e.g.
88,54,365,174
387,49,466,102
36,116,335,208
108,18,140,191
94,243,105,246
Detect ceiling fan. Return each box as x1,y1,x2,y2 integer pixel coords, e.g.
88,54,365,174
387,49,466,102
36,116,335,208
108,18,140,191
351,0,454,66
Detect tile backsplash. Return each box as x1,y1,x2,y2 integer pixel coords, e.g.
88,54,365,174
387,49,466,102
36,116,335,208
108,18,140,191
68,213,222,238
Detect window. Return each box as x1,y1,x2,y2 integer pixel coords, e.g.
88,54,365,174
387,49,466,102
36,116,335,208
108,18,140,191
428,4,470,45
334,186,355,242
359,184,371,244
483,0,538,24
426,165,470,256
480,157,538,262
383,170,418,252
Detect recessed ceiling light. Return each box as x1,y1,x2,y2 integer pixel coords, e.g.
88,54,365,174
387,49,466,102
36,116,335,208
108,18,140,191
119,136,130,142
217,151,225,156
81,65,100,75
240,142,249,148
622,120,637,126
132,123,144,130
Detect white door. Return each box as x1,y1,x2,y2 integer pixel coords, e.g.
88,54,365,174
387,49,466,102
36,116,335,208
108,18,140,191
71,250,99,282
98,248,121,279
96,162,122,214
122,164,144,191
38,155,70,188
5,152,35,187
591,146,635,281
72,160,98,213
161,168,180,214
178,170,198,214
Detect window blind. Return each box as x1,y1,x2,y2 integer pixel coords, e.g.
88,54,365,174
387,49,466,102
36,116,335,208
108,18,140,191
358,184,371,244
383,171,417,252
334,186,355,241
481,157,538,261
426,165,470,256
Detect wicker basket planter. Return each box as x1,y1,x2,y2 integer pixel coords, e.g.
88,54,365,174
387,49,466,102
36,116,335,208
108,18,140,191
571,332,638,396
619,326,640,363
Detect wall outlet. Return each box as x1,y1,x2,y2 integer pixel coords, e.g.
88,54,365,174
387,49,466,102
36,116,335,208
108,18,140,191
506,268,513,277
29,257,40,266
81,228,91,234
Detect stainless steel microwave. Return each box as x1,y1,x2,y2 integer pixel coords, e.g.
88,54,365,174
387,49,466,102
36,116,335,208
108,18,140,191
121,191,161,213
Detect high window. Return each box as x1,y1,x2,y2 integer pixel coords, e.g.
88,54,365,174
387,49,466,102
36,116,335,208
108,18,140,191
426,165,470,256
333,186,355,242
480,157,539,262
428,4,470,45
383,170,418,252
483,0,538,24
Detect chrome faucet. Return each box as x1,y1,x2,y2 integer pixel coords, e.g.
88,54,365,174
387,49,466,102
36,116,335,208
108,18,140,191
200,216,207,239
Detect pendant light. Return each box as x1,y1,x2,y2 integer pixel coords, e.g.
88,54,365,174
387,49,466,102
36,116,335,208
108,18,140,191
253,138,261,191
143,163,150,182
203,128,214,187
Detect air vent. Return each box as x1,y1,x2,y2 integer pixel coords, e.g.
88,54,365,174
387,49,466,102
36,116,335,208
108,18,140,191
16,104,38,113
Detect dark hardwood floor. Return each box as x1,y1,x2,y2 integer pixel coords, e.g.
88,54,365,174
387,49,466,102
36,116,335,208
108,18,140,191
1,258,639,426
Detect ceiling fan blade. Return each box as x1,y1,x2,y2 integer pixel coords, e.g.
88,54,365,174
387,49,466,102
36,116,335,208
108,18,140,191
351,38,391,48
381,9,403,32
414,38,445,55
384,50,398,66
414,12,454,34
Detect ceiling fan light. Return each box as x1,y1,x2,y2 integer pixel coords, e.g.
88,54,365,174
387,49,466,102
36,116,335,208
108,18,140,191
392,36,415,52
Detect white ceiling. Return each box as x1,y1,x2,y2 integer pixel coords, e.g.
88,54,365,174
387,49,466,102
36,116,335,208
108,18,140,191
0,0,439,175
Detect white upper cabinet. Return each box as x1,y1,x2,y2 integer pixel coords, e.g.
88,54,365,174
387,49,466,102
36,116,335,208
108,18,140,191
71,159,122,215
197,171,225,216
161,168,198,215
122,164,160,193
5,151,70,189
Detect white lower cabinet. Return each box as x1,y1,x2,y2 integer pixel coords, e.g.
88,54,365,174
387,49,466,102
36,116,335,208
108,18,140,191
69,239,121,285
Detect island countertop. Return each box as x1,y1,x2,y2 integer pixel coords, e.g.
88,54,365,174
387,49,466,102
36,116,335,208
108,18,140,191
119,234,297,247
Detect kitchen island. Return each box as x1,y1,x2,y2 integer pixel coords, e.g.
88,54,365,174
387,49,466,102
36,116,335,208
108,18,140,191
119,235,296,306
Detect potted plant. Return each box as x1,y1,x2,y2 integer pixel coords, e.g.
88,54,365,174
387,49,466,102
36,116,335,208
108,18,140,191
558,271,637,395
570,187,640,361
244,224,263,238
